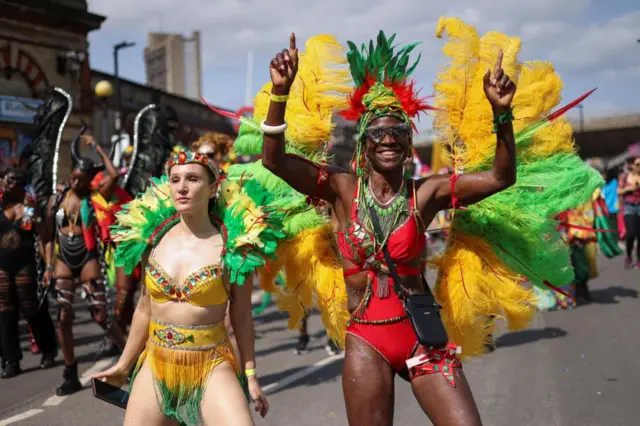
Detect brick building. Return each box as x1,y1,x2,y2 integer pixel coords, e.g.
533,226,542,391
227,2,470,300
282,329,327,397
0,0,235,180
0,0,104,174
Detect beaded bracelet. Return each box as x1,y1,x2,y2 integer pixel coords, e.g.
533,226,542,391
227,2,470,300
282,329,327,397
245,368,256,377
492,107,514,133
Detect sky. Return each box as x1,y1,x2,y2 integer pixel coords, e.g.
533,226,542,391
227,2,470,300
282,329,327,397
86,0,640,132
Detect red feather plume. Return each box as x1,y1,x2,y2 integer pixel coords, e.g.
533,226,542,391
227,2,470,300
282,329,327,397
339,76,375,122
390,80,435,118
338,75,434,124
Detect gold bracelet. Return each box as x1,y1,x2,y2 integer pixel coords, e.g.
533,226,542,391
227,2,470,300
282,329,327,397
270,94,289,103
245,368,256,377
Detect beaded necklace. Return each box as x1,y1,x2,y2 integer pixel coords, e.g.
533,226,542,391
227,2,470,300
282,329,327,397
359,178,409,249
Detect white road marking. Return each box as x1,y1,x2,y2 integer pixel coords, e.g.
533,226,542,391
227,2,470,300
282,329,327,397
263,353,344,395
41,356,118,407
0,409,43,426
41,396,65,407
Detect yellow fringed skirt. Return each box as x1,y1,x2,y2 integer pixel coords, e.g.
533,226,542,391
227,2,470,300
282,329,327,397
131,319,246,425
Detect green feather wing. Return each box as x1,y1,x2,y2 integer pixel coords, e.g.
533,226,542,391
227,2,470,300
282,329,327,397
454,153,604,288
214,177,287,285
225,162,327,239
110,176,178,274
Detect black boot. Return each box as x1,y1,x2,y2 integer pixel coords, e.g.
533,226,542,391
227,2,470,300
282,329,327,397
294,333,310,355
40,352,57,369
1,360,22,379
0,311,22,368
575,280,591,305
56,362,82,396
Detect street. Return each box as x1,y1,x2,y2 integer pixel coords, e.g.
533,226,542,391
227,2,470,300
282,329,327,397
0,254,638,426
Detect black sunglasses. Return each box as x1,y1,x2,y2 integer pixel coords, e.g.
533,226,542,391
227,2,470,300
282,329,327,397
364,123,411,144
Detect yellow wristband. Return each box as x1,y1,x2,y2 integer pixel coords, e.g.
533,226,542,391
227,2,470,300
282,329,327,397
270,94,289,103
245,368,256,377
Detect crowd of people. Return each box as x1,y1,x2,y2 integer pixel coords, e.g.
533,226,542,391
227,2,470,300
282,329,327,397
0,16,638,426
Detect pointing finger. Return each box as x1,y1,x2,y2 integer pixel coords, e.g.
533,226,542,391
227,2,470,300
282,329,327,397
290,34,299,66
494,50,503,76
290,33,297,51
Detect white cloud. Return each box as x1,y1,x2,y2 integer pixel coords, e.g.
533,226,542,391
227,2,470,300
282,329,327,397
547,11,640,77
87,0,639,110
88,0,591,63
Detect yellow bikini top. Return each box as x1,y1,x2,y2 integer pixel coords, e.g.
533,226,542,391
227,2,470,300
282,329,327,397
144,257,230,307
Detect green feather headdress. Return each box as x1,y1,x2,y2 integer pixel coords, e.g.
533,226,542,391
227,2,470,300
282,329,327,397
338,31,434,176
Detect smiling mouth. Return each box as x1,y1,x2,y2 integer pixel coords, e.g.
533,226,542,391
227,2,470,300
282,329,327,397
377,149,402,159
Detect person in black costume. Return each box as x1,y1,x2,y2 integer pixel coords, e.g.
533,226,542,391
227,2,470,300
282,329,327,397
24,87,126,396
0,168,57,378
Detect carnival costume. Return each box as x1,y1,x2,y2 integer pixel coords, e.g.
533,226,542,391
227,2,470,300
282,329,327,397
203,34,352,345
204,20,601,383
430,18,603,354
25,89,104,304
0,174,57,378
25,87,129,395
111,150,287,424
554,184,622,306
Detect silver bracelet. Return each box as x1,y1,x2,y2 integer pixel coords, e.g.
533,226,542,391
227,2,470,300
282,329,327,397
260,120,287,135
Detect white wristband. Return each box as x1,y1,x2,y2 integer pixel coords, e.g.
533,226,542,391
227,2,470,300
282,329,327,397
260,120,287,135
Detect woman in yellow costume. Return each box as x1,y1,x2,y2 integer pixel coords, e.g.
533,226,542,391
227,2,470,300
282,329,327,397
93,150,279,425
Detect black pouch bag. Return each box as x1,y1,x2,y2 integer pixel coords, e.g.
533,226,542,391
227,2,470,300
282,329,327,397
368,205,448,347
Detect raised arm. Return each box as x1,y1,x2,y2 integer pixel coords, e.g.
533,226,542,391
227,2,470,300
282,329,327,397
261,33,352,204
83,135,119,201
419,51,517,215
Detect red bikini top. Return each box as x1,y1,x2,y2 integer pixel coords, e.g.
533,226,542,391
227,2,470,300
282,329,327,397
337,179,425,276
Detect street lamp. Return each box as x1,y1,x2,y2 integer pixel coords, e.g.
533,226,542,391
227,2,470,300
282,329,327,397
113,41,136,133
95,80,113,150
577,104,584,133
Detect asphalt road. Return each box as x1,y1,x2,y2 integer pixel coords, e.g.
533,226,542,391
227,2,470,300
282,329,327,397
0,254,638,426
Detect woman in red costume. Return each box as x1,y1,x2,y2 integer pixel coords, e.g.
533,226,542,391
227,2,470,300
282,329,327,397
261,33,516,426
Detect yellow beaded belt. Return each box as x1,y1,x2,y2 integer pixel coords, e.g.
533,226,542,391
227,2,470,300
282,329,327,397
148,319,228,350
